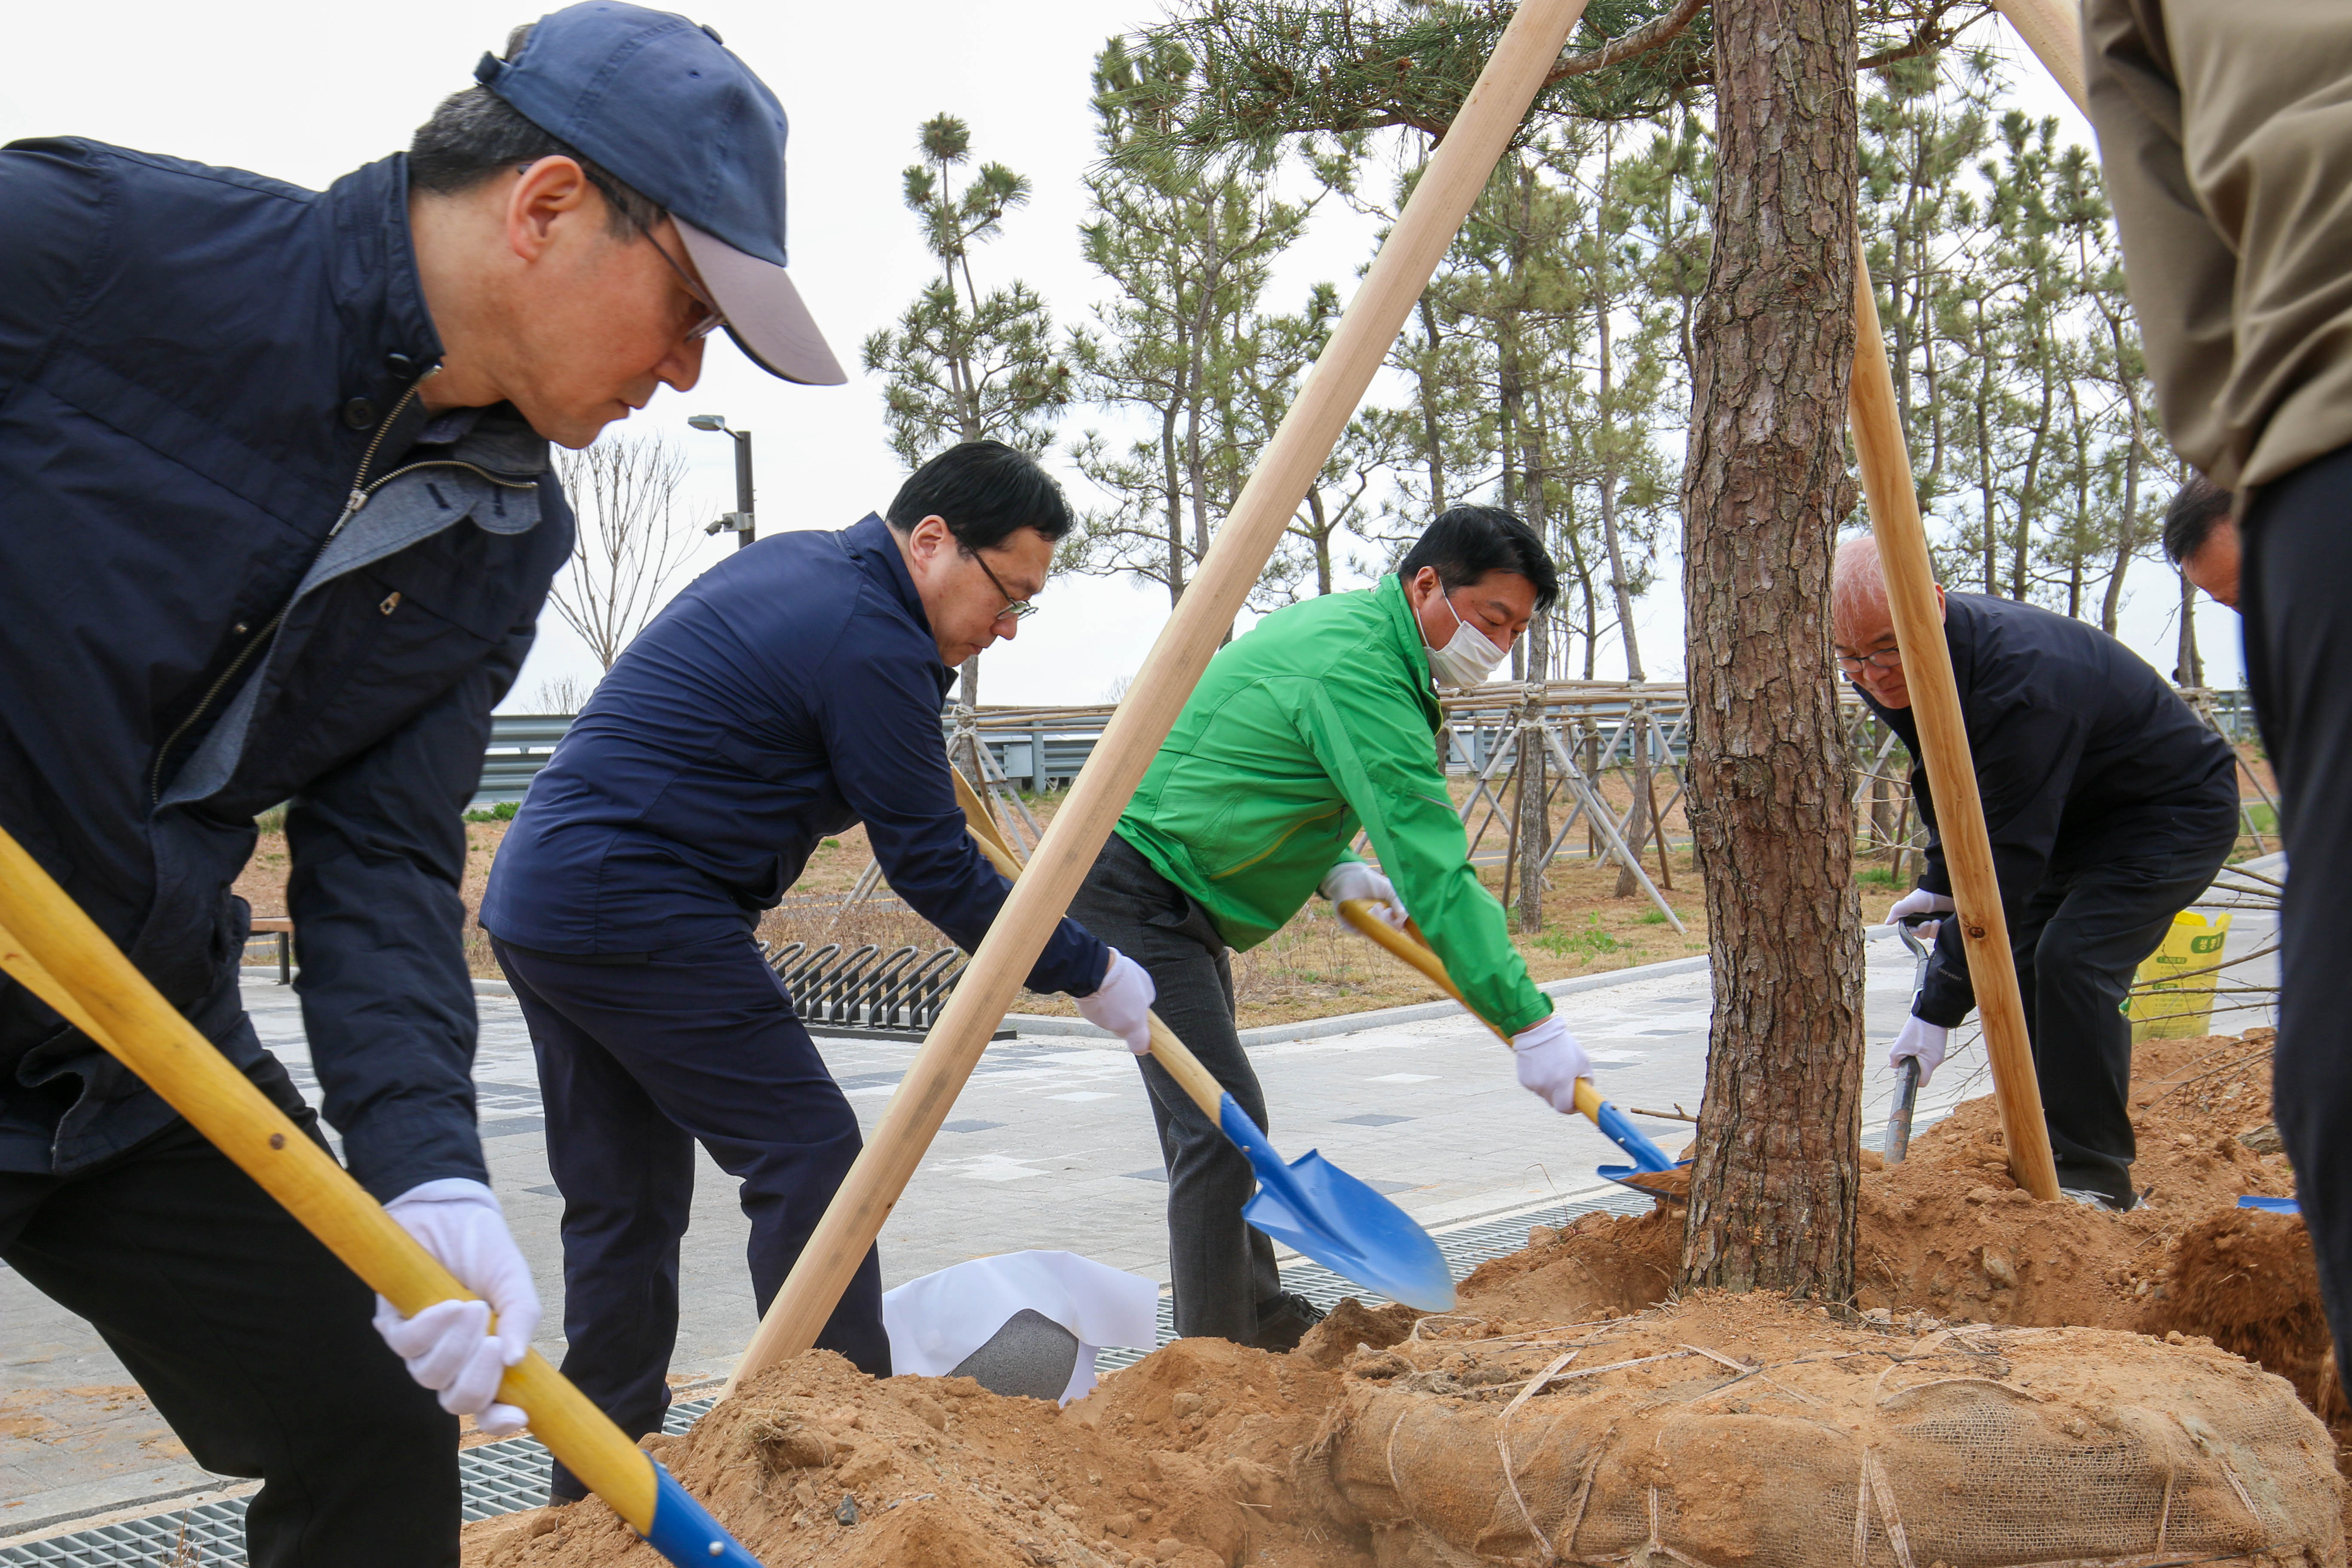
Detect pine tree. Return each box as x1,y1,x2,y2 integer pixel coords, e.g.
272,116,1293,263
1066,37,1323,607
862,114,1071,713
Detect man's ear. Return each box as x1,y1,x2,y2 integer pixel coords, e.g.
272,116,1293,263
1932,583,1948,621
506,156,594,261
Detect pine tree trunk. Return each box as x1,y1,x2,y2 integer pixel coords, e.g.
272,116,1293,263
1515,666,1549,935
1677,0,1866,1299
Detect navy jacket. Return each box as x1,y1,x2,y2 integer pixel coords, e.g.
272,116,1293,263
480,516,1108,996
0,139,571,1197
1859,593,2238,1027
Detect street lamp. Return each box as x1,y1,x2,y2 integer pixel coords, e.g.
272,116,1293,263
687,413,756,549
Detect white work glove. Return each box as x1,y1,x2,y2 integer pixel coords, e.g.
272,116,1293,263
1320,861,1409,931
1076,948,1157,1055
372,1179,539,1436
1885,886,1956,943
1889,1014,1950,1087
1509,1012,1592,1113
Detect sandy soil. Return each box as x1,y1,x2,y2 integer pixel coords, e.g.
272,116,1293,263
459,1026,2344,1568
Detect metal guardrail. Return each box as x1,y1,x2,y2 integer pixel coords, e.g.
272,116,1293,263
478,686,2260,809
473,714,573,806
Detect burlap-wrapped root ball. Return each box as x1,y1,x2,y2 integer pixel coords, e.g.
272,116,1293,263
1311,1295,2342,1568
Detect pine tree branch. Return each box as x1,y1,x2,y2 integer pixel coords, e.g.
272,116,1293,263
1540,0,1709,91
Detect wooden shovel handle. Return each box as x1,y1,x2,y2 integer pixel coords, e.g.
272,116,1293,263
949,769,1227,1121
0,829,661,1528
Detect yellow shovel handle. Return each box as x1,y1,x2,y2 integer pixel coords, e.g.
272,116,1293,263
1334,897,1603,1121
0,829,658,1530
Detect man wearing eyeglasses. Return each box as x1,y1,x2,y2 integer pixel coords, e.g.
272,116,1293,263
0,6,848,1558
1829,536,2238,1210
478,439,1154,1501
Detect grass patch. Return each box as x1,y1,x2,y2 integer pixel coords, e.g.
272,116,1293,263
1536,917,1626,959
464,800,520,823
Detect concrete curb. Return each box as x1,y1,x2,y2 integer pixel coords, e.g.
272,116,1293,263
249,933,1926,1042
1005,949,1723,1047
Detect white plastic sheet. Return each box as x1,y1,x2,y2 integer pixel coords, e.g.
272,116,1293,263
881,1249,1158,1405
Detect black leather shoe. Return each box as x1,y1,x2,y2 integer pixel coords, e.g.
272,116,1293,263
1250,1290,1328,1353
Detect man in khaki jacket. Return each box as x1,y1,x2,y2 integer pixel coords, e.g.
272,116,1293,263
2084,0,2352,1396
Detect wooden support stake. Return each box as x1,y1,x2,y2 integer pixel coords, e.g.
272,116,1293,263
725,0,1600,1393
1848,239,2063,1202
1988,0,2088,116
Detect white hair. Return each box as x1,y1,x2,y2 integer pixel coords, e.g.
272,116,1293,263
1831,534,1891,642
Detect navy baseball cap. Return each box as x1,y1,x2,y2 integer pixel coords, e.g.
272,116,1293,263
475,3,846,385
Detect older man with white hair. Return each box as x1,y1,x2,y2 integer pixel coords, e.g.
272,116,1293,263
1830,537,2239,1209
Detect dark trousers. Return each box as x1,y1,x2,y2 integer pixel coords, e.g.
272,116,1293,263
2242,439,2352,1391
0,1070,456,1568
493,935,887,1501
1066,834,1278,1342
2013,831,2238,1203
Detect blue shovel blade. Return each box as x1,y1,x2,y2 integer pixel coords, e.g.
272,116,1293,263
1221,1094,1456,1312
644,1460,764,1568
1591,1098,1677,1172
2237,1194,2301,1215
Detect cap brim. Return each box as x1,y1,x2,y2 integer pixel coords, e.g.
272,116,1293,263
675,218,847,386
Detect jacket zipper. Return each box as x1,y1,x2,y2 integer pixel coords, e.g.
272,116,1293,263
146,380,538,806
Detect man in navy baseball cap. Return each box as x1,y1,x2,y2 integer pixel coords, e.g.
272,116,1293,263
0,8,836,1563
471,3,844,387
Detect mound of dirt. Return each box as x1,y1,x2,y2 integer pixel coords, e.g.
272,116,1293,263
1457,1032,2307,1342
1316,1292,2343,1568
466,1337,1370,1568
464,1027,2339,1566
1853,1029,2295,1331
2145,1207,2332,1412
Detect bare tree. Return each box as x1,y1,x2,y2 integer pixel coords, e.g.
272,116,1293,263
550,432,695,670
530,674,596,715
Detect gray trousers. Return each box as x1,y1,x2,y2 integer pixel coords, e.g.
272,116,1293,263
1067,833,1279,1341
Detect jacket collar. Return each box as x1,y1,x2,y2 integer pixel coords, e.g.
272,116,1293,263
322,153,447,455
1376,574,1443,727
842,514,952,694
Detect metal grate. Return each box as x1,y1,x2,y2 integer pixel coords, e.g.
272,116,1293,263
0,1400,718,1566
3,1195,1645,1564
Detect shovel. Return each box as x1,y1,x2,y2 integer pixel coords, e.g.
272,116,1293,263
951,773,1455,1312
1334,899,1686,1199
0,829,767,1568
1884,913,1939,1164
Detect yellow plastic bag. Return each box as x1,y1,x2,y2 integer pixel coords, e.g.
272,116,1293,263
2128,910,2232,1042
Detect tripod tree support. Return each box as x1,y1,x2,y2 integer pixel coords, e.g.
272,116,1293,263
0,829,768,1568
1847,244,2063,1202
727,0,1600,1392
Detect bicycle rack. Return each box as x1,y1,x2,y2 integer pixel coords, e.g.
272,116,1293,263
760,940,1002,1041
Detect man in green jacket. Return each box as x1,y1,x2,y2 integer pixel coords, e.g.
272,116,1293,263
1068,506,1583,1348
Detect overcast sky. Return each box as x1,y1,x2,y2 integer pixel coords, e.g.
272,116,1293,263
0,2,2242,706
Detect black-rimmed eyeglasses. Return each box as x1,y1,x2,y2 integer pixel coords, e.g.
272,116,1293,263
971,551,1038,623
1834,644,1904,673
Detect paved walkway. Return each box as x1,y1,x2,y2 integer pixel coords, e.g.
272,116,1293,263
0,899,2275,1542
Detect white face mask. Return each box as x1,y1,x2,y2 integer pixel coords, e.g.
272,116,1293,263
1424,591,1512,687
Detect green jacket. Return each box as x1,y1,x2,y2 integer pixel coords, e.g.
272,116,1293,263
1116,574,1554,1035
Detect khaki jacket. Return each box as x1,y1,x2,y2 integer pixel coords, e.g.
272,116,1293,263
2084,0,2352,490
